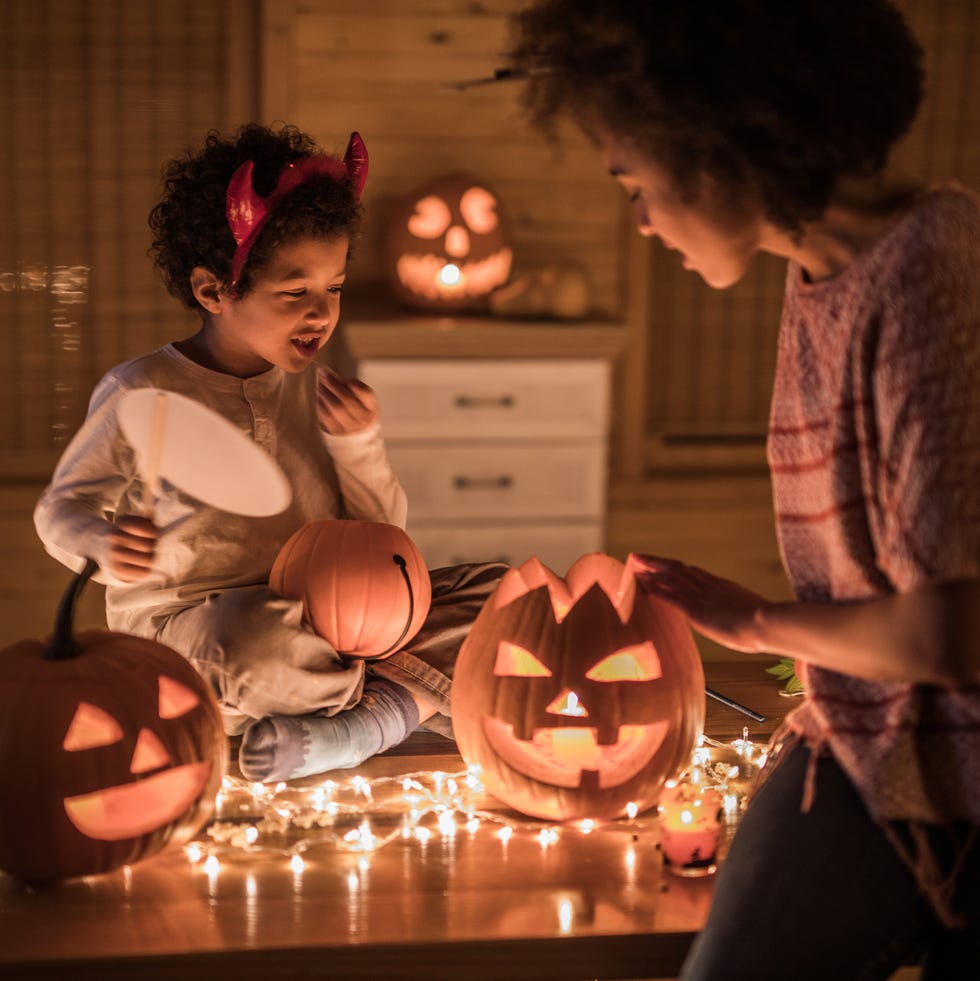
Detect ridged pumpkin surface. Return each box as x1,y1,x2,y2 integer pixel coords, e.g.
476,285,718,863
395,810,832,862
270,519,431,658
452,554,704,821
0,628,226,883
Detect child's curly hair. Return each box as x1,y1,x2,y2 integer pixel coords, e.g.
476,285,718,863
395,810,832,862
149,123,364,309
508,0,924,232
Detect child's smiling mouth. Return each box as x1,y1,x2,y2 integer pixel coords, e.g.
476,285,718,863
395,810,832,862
292,335,321,358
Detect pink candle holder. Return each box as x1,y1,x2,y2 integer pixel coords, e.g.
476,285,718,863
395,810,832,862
658,779,723,877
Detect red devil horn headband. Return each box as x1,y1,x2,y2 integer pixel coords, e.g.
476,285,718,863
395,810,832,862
226,131,368,286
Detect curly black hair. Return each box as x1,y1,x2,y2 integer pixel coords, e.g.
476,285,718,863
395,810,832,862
149,123,364,309
507,0,924,231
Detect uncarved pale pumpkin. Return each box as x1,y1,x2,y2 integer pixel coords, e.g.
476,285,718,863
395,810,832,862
0,559,226,883
451,553,705,821
270,519,432,659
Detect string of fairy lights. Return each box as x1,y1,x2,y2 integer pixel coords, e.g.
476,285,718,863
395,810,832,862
184,729,767,875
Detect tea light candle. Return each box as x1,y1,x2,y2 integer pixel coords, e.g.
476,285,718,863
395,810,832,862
658,780,723,877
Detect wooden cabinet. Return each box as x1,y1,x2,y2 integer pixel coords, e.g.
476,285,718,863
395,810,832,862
345,318,626,573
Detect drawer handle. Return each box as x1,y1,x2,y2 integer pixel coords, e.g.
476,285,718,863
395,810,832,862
454,394,515,409
452,475,514,490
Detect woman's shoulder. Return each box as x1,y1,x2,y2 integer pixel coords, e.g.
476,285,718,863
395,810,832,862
875,183,980,363
872,182,980,297
898,182,980,254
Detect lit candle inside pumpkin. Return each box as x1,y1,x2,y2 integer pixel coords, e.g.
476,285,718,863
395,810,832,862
438,262,462,288
658,779,723,877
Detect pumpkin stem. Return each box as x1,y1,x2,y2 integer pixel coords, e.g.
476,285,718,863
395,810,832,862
45,557,99,661
375,553,415,659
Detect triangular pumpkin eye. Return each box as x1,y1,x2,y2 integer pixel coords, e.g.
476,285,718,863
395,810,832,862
63,702,124,751
158,675,200,719
586,641,663,682
493,641,553,677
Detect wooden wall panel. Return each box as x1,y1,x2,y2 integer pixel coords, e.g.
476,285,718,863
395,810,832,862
0,0,258,477
260,0,628,320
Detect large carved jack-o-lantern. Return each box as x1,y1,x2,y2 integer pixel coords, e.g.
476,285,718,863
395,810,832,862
387,172,513,312
451,554,705,822
0,560,226,882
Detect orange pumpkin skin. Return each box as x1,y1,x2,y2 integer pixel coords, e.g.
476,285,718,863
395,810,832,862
451,554,705,822
0,627,226,883
270,519,432,659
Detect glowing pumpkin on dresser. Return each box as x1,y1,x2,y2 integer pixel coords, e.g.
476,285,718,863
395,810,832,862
270,519,432,659
386,172,513,312
0,560,226,883
451,554,705,822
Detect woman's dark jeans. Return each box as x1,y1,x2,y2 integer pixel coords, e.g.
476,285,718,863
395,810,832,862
680,741,980,980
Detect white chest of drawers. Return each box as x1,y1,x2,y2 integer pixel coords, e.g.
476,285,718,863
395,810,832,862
346,318,624,575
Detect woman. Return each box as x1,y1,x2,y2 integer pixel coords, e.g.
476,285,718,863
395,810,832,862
507,2,980,978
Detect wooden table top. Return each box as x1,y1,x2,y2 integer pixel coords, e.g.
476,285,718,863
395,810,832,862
0,657,792,980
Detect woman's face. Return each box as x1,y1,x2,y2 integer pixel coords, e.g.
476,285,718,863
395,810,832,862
598,132,767,290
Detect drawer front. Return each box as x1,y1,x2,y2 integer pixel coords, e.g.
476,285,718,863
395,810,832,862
360,359,610,439
390,442,605,520
407,522,604,574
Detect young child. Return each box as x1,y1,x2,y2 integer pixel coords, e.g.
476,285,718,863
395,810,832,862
508,2,979,978
34,123,505,783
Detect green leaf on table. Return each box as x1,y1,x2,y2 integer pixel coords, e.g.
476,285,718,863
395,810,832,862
766,657,803,695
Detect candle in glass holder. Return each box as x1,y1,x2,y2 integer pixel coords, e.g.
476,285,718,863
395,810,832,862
658,779,723,877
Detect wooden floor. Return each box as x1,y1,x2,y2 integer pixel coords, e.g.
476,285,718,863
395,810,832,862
0,658,790,981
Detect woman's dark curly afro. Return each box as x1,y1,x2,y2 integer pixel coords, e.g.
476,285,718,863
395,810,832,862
508,0,924,231
149,123,364,309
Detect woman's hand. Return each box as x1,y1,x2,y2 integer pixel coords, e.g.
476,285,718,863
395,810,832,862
105,515,159,582
627,552,769,653
316,367,380,435
628,556,980,685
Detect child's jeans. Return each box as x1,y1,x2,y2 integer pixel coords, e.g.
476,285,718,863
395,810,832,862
153,561,507,735
681,740,980,980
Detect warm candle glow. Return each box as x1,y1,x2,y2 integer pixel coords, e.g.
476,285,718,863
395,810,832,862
438,263,461,286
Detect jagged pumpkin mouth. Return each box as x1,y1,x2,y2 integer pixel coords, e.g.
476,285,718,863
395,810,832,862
396,248,513,300
63,761,213,841
483,718,669,790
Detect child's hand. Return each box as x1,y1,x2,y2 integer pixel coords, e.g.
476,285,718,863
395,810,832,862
105,515,159,582
315,367,380,435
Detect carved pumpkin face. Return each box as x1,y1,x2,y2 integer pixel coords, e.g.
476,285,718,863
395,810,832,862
451,554,705,821
270,519,432,659
387,172,513,312
60,674,215,842
0,626,226,883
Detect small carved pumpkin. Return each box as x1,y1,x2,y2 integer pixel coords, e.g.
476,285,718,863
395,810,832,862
0,560,226,883
451,554,705,821
386,172,513,312
270,519,432,659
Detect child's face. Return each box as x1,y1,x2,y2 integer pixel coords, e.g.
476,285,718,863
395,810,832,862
217,236,349,376
597,131,767,290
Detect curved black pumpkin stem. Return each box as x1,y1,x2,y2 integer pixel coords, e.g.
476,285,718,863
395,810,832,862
45,557,99,662
374,553,415,659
